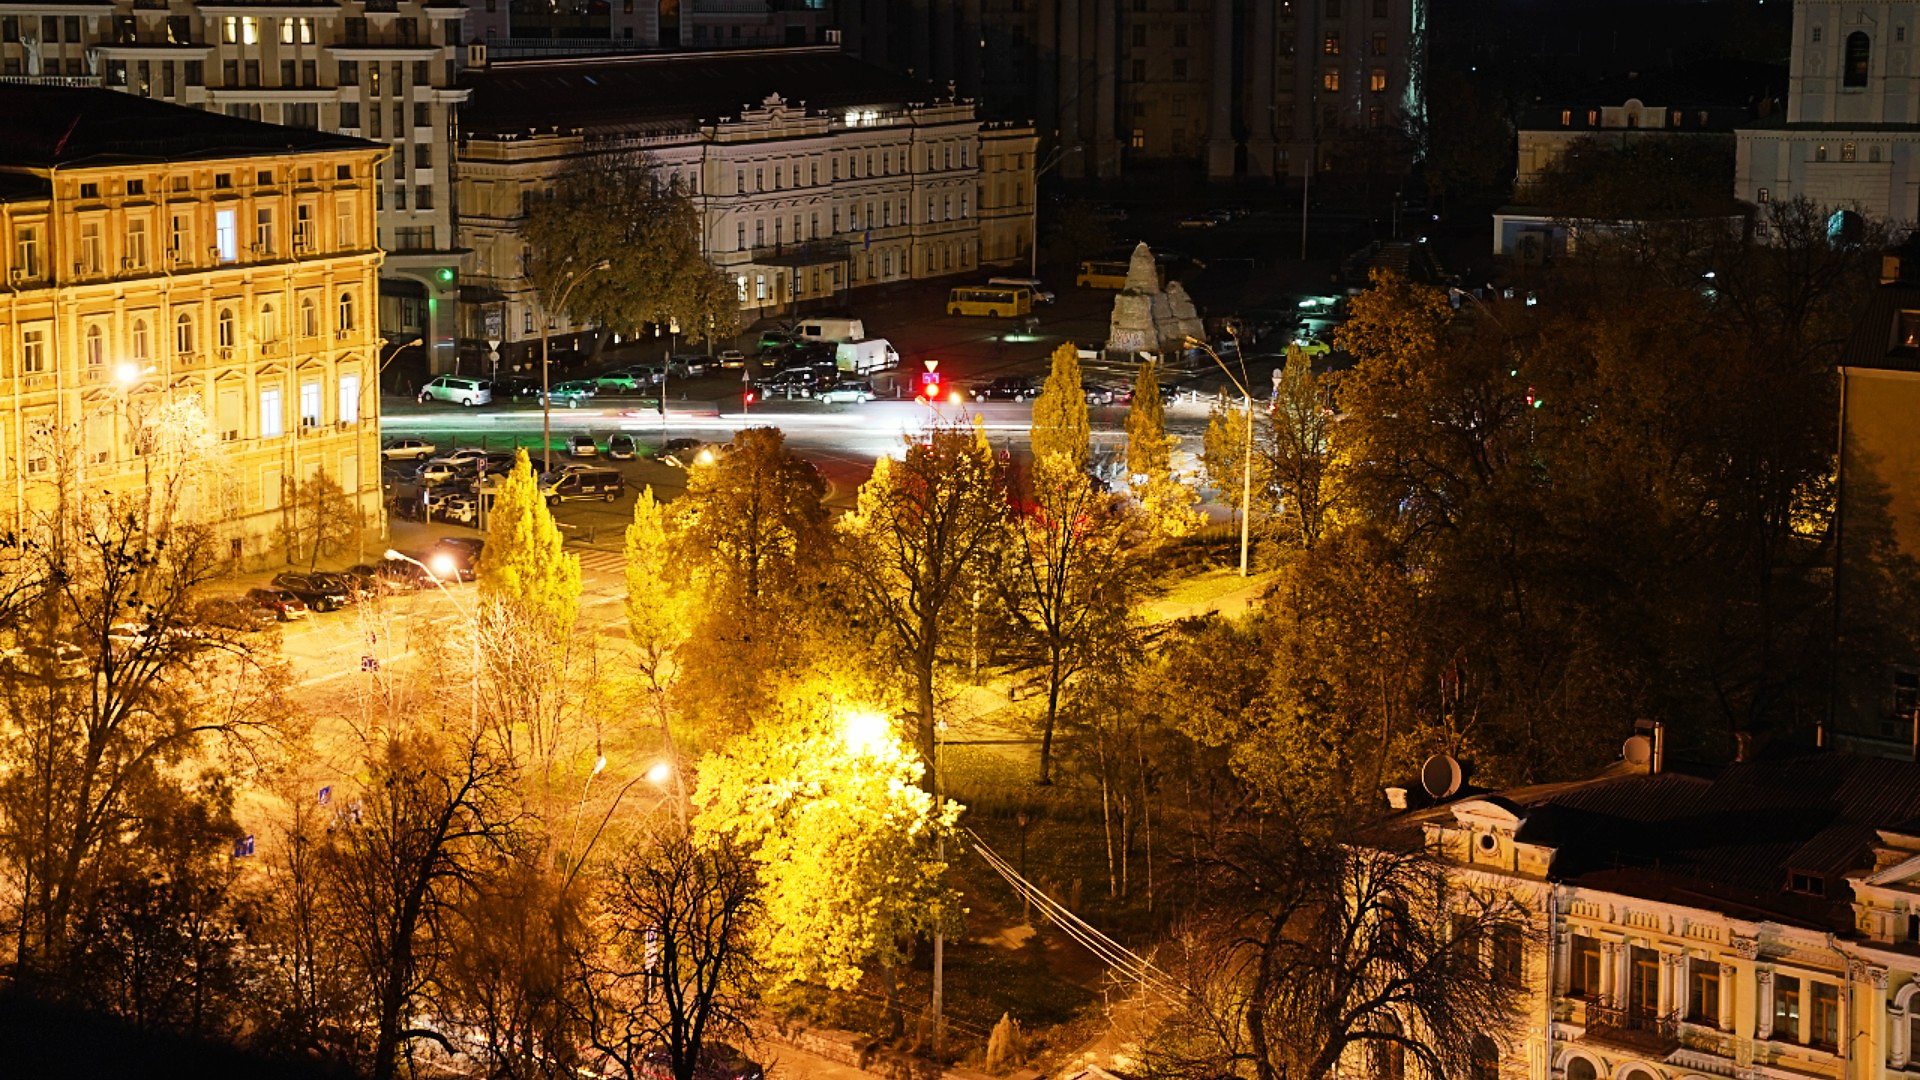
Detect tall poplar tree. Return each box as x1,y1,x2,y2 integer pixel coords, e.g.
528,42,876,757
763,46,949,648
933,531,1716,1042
475,449,582,643
1030,342,1090,470
1125,359,1203,538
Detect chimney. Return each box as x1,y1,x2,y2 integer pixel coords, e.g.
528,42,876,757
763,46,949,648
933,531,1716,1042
1385,786,1409,810
1734,731,1753,762
1633,719,1666,774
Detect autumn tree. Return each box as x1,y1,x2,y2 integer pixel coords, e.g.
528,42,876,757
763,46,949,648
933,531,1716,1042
1268,345,1338,549
1146,839,1531,1080
276,470,363,569
581,827,762,1080
625,486,693,758
839,429,1007,763
1031,342,1090,470
670,428,831,735
1201,400,1278,529
693,696,959,1036
1125,359,1203,539
522,149,740,357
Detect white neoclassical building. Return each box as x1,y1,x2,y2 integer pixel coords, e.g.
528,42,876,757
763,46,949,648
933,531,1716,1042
1372,749,1920,1080
1737,0,1920,231
455,45,1037,365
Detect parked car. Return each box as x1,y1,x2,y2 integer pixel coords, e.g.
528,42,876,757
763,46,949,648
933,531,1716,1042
381,438,437,461
756,328,796,353
716,348,747,369
547,380,596,407
596,366,662,391
480,451,518,478
424,489,478,525
607,433,638,459
541,467,624,504
418,375,493,407
495,376,546,402
0,640,89,680
654,437,707,467
199,596,279,632
755,367,818,400
340,565,394,599
371,557,433,590
637,1043,764,1080
246,587,311,621
270,573,351,613
1178,213,1220,230
443,448,489,467
414,458,463,487
668,354,710,378
426,537,485,582
971,376,1037,402
1292,332,1333,358
815,378,874,404
567,434,599,458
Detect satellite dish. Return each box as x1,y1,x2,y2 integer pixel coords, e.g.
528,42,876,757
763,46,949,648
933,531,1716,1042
1420,754,1463,799
1623,735,1653,767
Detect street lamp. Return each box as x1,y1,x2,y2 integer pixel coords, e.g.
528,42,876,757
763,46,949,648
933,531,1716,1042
1185,328,1255,577
540,259,613,475
1030,145,1083,279
385,548,479,729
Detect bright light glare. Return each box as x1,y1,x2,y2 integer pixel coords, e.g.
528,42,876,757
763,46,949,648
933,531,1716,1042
840,709,894,756
695,448,715,466
948,389,965,405
383,548,405,561
592,754,608,777
114,361,141,386
645,760,673,786
427,553,457,579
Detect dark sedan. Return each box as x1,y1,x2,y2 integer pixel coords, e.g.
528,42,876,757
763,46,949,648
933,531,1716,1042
269,573,351,612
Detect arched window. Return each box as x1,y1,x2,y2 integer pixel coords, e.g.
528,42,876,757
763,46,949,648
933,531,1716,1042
260,301,279,343
84,324,104,372
1368,1017,1406,1080
337,291,354,332
1846,32,1871,87
174,312,194,356
216,306,235,349
1566,1059,1598,1080
299,296,318,337
130,318,149,362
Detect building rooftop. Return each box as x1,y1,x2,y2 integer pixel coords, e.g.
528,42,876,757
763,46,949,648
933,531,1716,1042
0,84,375,173
1840,279,1920,374
460,45,949,138
1406,751,1920,933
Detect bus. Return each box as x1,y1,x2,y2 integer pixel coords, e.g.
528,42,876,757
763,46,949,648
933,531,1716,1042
946,285,1032,318
1075,259,1132,289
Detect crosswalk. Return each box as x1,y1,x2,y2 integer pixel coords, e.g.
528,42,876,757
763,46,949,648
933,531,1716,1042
569,546,627,578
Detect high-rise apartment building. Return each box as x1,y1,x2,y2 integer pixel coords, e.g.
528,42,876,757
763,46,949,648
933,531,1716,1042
0,85,386,562
462,0,835,54
837,0,1423,181
0,0,468,373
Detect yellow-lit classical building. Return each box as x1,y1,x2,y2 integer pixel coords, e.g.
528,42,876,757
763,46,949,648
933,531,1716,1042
0,84,386,565
1389,749,1920,1080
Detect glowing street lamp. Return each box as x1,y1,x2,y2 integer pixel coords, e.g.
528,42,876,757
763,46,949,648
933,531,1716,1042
840,708,894,757
645,760,673,787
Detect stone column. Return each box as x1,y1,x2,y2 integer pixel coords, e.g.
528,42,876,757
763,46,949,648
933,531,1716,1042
1658,953,1677,1018
1206,0,1237,178
1093,0,1119,178
1598,943,1617,1007
1244,0,1276,176
1719,963,1738,1031
1756,970,1775,1040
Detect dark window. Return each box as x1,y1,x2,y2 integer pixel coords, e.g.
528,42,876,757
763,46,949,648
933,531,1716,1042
1492,926,1523,986
1810,983,1839,1049
1470,1035,1498,1080
1775,975,1802,1040
1787,870,1825,896
1628,947,1660,1018
1846,32,1871,87
1689,960,1721,1026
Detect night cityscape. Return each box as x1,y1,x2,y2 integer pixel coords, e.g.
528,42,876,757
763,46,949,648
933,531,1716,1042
1,1,1919,1079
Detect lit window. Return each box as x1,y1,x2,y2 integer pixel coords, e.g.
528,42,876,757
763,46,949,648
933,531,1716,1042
299,381,322,428
260,386,283,438
84,324,104,374
339,373,360,424
174,312,194,356
299,296,318,337
1816,145,1829,162
215,208,238,262
1324,32,1340,54
127,219,148,269
20,327,45,374
1842,142,1857,162
337,291,355,332
1370,68,1387,92
260,302,279,343
217,306,235,349
130,319,149,362
1323,69,1341,91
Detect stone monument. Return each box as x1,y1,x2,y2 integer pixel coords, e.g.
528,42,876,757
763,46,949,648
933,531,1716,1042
1105,242,1205,358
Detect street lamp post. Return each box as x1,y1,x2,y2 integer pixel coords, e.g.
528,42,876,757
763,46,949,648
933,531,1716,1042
540,260,612,475
1029,145,1083,280
1186,329,1254,577
386,548,479,730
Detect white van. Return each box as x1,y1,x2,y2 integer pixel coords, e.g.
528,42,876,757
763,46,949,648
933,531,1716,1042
988,277,1055,304
795,317,866,343
835,337,901,375
418,375,493,407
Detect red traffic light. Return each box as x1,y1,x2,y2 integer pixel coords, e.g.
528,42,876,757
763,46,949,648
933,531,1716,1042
744,390,757,406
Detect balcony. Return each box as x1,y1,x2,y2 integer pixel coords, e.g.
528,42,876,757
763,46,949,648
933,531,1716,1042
1582,1004,1680,1057
0,73,103,88
751,239,851,268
